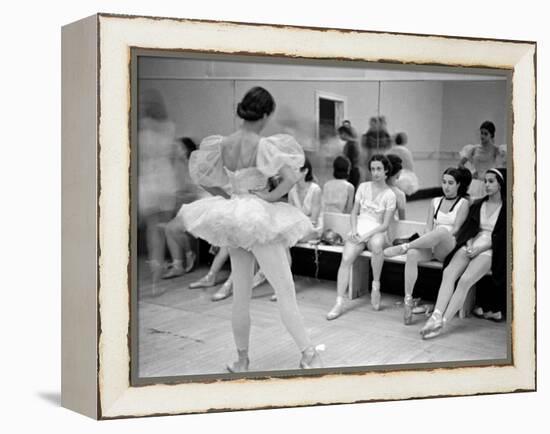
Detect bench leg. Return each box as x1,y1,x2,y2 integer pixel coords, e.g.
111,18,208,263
349,257,370,300
459,284,477,319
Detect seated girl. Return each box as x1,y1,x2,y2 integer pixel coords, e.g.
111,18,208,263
288,158,323,240
384,167,472,324
419,168,506,339
322,155,355,214
326,154,397,320
385,154,406,221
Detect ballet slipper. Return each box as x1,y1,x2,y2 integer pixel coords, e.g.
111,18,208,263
149,260,166,297
383,243,409,258
184,251,196,273
270,294,277,302
326,302,345,320
211,279,233,301
226,350,249,373
370,281,381,311
484,311,504,322
420,311,445,339
300,345,325,369
404,295,414,325
472,306,485,318
189,272,216,289
162,262,185,279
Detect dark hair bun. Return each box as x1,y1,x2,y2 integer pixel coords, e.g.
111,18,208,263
386,154,403,177
236,87,276,121
443,166,473,197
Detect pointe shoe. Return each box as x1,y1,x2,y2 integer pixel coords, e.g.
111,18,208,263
211,279,233,301
300,345,324,369
270,293,277,302
370,281,381,311
184,251,196,273
162,264,185,279
483,311,504,322
149,261,166,297
326,302,344,320
420,311,445,339
404,295,414,325
189,272,216,289
384,243,409,258
472,306,485,318
226,350,249,373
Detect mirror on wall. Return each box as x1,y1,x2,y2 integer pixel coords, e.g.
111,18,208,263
138,55,508,192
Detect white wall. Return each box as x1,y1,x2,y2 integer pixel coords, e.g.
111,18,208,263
440,81,509,150
139,79,235,140
379,81,444,187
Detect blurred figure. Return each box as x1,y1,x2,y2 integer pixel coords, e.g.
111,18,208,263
342,119,358,139
386,132,419,195
162,137,201,279
138,88,177,293
361,116,391,181
338,125,361,190
322,155,355,214
385,154,407,220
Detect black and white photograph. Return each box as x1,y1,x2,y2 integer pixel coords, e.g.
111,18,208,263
5,0,545,430
133,53,511,380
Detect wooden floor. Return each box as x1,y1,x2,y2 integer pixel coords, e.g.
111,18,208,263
137,261,508,379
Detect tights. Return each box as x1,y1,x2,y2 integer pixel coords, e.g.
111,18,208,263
229,242,310,352
434,247,492,322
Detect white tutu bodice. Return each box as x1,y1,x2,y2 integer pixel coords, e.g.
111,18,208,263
177,134,313,250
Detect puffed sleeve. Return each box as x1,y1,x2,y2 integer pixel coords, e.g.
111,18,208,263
459,144,476,162
256,134,305,177
188,135,229,187
497,144,507,167
383,189,397,211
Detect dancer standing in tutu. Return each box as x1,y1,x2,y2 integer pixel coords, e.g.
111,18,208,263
138,89,178,293
386,133,419,196
459,121,505,200
176,87,322,371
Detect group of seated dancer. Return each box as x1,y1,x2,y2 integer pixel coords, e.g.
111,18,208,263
324,152,506,341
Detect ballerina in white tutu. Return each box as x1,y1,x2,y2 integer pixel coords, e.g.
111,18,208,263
386,132,419,196
176,87,322,372
458,121,506,200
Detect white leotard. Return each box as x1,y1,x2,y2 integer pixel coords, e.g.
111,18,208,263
471,201,502,258
432,196,466,232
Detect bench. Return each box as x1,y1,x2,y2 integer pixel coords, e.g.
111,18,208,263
293,212,477,318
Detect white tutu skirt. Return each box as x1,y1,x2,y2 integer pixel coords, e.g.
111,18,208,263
395,169,419,196
176,195,313,250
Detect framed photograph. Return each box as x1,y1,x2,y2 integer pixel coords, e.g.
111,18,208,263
61,13,536,419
